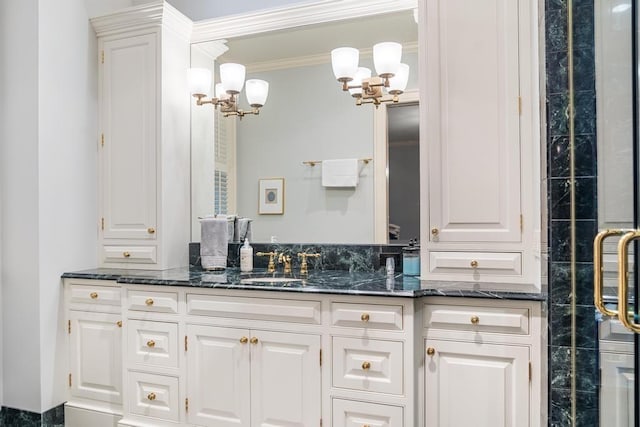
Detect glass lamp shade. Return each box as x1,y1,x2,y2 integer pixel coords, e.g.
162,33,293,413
220,63,246,94
215,83,230,100
348,67,372,97
388,63,410,94
245,79,269,107
187,68,212,96
373,42,402,78
331,47,359,82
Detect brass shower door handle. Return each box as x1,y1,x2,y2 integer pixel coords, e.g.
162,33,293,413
617,231,640,333
593,229,627,318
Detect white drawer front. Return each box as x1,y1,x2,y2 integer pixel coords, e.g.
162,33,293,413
69,284,121,311
332,337,403,395
425,304,529,335
332,399,403,427
187,294,321,324
128,371,180,422
128,290,178,314
599,318,634,343
127,320,178,368
331,303,403,331
102,245,157,264
429,251,522,276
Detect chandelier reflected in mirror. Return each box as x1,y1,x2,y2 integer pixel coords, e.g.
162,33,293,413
188,63,269,118
331,42,409,108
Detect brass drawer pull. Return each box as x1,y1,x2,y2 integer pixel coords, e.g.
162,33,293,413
147,227,155,234
362,361,371,370
147,340,155,348
250,337,259,344
470,260,478,268
361,313,370,322
471,316,480,325
431,228,439,236
123,251,131,258
90,292,98,299
147,392,156,401
116,321,122,328
145,298,154,306
240,336,248,344
426,347,436,356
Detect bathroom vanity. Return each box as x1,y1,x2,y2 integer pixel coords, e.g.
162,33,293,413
61,269,545,427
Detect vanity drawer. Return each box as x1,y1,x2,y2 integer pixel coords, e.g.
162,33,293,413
102,245,157,264
127,320,179,368
187,293,321,324
128,290,178,314
127,371,180,422
331,302,403,331
68,283,121,312
332,336,403,395
332,399,403,427
424,303,529,335
429,251,522,276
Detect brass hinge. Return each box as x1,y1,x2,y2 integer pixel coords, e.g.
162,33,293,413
185,398,189,413
101,217,104,230
520,214,524,233
101,133,104,147
184,335,188,351
101,50,104,64
528,362,532,382
68,373,72,387
518,96,522,115
68,320,71,334
319,349,322,366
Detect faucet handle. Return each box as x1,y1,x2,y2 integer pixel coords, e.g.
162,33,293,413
297,253,321,275
256,251,278,273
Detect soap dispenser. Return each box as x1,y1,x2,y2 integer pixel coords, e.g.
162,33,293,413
240,238,253,272
402,239,420,276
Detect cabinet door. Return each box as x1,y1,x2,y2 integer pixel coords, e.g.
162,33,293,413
100,33,157,240
186,324,251,427
69,311,123,403
425,339,529,427
250,330,321,427
425,0,521,244
601,352,635,427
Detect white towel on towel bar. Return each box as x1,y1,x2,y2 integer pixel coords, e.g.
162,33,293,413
321,158,359,187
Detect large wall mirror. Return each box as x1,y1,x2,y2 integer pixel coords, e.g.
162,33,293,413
190,4,419,244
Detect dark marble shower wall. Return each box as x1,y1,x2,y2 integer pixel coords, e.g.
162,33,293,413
546,0,599,425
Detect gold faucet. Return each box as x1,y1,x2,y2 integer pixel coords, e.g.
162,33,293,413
256,251,278,273
278,253,292,274
297,253,321,275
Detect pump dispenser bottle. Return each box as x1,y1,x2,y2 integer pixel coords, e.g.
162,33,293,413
240,238,253,272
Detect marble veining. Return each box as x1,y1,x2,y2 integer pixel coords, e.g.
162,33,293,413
62,267,547,301
0,404,64,427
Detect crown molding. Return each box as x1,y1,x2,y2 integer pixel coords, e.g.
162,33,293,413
91,0,193,40
191,0,418,43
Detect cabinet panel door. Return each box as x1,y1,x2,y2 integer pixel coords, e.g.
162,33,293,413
100,33,157,240
69,311,123,403
425,339,529,427
601,352,635,427
426,0,521,243
186,324,251,427
250,330,321,427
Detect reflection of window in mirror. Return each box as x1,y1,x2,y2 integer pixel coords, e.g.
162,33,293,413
387,102,420,244
214,111,237,216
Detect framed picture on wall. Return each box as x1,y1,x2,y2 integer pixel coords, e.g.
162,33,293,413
258,178,284,215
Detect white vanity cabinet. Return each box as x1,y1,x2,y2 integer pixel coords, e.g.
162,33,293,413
423,297,544,427
64,279,124,427
91,2,192,270
421,0,540,285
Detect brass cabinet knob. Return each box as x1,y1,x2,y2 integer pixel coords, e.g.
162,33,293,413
361,313,370,322
426,347,436,356
147,392,156,401
471,315,480,325
470,260,479,268
90,292,98,299
123,251,131,258
147,340,155,348
147,227,155,234
362,361,371,370
250,337,259,344
240,336,248,344
431,228,439,236
116,321,122,328
145,298,154,306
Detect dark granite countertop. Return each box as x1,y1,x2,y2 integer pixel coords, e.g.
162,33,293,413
62,267,547,301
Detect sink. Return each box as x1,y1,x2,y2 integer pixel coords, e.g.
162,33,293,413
240,277,302,284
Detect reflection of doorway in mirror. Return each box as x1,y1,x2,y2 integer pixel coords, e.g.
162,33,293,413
373,91,420,244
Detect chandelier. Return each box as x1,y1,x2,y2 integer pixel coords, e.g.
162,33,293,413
331,42,409,108
188,63,269,118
